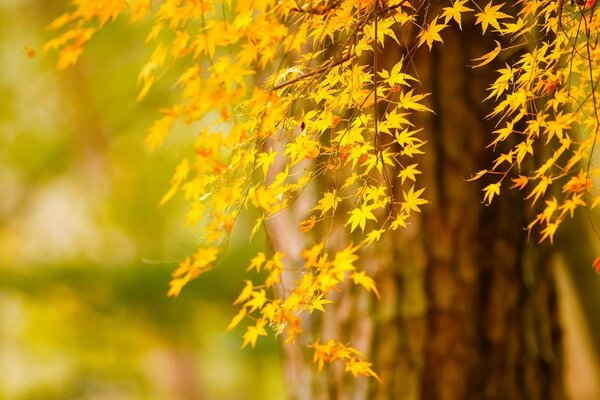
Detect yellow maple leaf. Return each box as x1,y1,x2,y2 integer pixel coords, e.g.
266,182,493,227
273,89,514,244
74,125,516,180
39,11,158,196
227,309,247,331
344,358,381,382
308,294,332,313
475,2,511,34
352,271,380,299
417,17,446,50
159,158,190,206
442,0,474,30
398,163,421,183
302,243,325,268
172,257,191,279
378,59,416,88
401,186,429,213
234,280,254,305
256,149,277,178
539,222,558,244
241,320,268,349
246,290,267,312
248,252,267,272
131,0,151,22
167,275,190,297
466,170,488,181
362,229,385,246
471,40,502,68
482,183,501,205
398,89,431,112
333,245,359,272
347,204,377,232
527,176,553,205
390,213,408,230
57,44,83,69
146,114,176,150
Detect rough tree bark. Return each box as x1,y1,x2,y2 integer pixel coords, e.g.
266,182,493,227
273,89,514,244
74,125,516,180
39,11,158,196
276,5,565,400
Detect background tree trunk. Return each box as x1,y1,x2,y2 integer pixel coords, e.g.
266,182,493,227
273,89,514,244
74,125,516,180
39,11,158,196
279,7,565,400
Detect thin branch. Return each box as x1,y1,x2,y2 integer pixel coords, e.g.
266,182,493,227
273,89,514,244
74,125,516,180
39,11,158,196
290,0,343,15
272,53,353,91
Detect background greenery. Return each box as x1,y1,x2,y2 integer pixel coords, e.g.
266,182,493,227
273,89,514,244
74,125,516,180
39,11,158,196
1,1,600,399
0,1,282,398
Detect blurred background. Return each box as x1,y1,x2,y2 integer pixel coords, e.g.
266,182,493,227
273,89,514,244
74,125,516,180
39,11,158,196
1,1,600,399
0,1,283,399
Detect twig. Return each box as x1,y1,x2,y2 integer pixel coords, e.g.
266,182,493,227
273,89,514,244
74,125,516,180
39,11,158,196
272,53,353,91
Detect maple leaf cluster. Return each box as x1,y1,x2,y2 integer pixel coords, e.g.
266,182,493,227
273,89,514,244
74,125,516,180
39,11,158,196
46,0,600,379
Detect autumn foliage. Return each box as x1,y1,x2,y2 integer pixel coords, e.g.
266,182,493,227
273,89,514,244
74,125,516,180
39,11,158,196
46,0,600,380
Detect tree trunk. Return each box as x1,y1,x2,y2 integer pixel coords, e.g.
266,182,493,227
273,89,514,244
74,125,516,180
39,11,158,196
280,8,565,400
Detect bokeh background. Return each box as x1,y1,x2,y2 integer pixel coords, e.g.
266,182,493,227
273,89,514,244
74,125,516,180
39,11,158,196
0,1,283,398
1,1,600,399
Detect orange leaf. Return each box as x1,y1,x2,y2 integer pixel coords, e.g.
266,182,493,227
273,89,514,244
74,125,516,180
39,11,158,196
299,215,317,233
593,257,600,273
511,175,528,190
24,45,36,58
